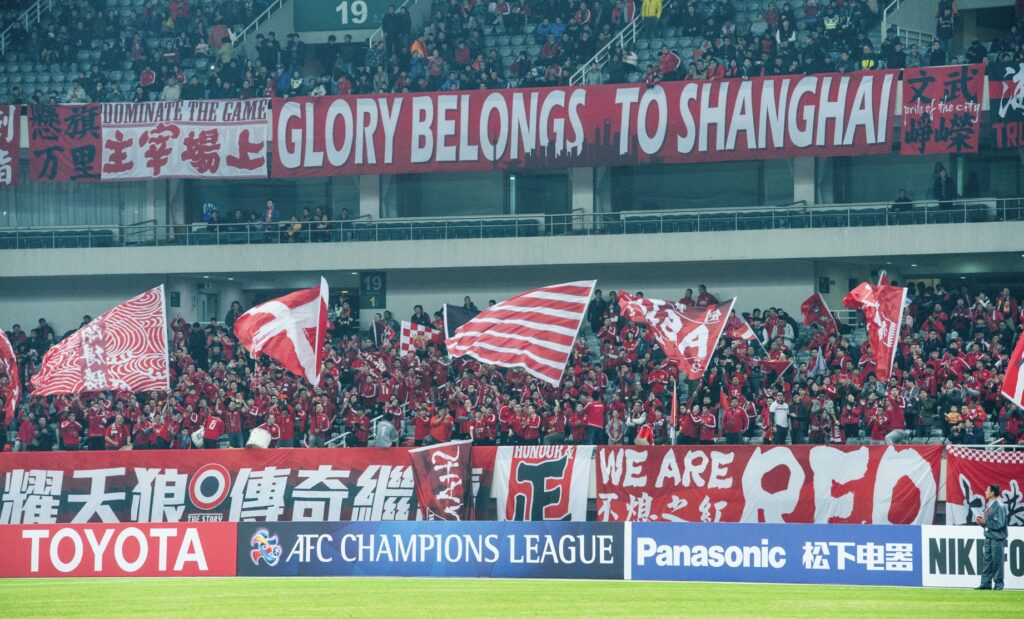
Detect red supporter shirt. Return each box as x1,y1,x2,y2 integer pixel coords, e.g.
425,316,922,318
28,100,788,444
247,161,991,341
584,401,606,429
60,419,82,446
104,424,129,449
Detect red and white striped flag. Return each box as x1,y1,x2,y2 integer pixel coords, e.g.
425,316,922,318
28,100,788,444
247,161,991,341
1002,331,1024,409
726,320,756,342
31,286,170,395
445,280,595,386
399,321,442,356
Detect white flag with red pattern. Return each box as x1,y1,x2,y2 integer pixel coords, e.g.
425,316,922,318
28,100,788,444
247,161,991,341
31,286,170,395
400,321,442,356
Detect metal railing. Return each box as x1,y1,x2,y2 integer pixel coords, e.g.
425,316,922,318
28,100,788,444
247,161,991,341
0,198,1021,250
368,0,417,48
0,0,54,58
570,6,653,86
230,0,287,48
881,0,935,50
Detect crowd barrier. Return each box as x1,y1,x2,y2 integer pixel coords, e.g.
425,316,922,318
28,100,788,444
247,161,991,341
1,521,1019,589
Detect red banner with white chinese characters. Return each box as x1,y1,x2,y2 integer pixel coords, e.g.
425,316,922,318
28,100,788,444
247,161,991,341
100,100,268,179
595,445,942,524
901,64,983,155
28,104,102,182
0,105,19,187
0,522,237,577
944,445,1024,527
0,447,496,524
273,70,897,177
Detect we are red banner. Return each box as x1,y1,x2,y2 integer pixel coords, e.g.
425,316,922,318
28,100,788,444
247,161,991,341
0,447,496,524
945,445,1024,527
595,445,941,524
0,522,237,577
409,439,474,520
901,64,983,155
28,104,102,182
0,105,19,187
273,71,897,177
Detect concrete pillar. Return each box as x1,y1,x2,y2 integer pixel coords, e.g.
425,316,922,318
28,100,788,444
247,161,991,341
793,157,816,205
571,167,594,230
359,175,381,219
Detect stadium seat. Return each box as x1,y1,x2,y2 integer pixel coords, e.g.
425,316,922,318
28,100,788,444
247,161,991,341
411,221,445,240
352,223,377,242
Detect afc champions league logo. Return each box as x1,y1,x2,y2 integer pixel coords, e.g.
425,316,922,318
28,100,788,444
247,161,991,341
250,529,283,566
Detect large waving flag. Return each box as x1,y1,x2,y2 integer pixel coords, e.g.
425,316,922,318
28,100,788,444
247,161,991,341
0,331,20,423
446,281,595,386
842,281,907,382
31,286,170,395
1002,331,1024,409
234,277,329,387
619,292,736,381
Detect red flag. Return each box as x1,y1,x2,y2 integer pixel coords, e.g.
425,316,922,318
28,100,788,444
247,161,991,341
446,280,595,386
842,282,907,382
877,270,890,286
800,292,838,334
31,286,170,395
0,331,20,424
619,292,735,381
234,277,329,387
1001,331,1024,409
409,439,474,520
399,320,441,356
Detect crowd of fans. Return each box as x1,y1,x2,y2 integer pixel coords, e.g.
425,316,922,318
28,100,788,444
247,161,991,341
4,0,1024,105
2,280,1022,452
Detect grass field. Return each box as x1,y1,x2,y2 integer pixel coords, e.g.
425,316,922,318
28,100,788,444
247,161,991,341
0,578,1021,618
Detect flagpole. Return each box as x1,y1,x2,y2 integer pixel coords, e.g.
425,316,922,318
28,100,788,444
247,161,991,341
670,377,678,445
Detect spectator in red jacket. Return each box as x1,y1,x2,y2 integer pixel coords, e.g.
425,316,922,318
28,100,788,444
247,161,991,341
723,397,749,444
104,414,130,450
203,411,226,449
583,395,606,444
59,410,83,451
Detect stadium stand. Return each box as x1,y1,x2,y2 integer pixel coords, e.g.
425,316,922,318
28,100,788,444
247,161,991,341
3,282,1022,451
3,0,1020,104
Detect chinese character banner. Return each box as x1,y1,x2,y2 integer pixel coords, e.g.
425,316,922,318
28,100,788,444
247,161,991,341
0,105,18,187
0,446,495,524
27,99,269,182
595,445,942,525
901,64,984,155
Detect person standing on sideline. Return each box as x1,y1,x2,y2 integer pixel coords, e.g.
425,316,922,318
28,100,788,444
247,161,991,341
975,484,1008,590
770,392,791,444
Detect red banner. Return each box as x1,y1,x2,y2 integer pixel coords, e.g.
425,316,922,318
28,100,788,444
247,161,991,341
28,104,102,182
945,445,1024,527
273,71,897,177
901,64,983,155
0,447,496,524
0,522,237,577
409,439,474,520
595,445,941,524
0,104,18,187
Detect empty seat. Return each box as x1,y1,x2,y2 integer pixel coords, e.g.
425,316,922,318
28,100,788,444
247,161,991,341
411,221,445,240
351,222,377,242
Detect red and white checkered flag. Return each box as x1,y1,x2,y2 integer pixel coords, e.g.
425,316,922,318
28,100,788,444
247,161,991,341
400,321,442,356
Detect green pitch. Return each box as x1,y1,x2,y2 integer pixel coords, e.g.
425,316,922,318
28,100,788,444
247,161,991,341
1,578,1021,617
